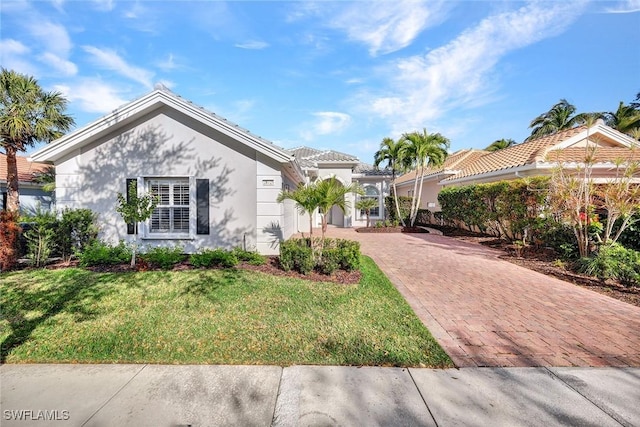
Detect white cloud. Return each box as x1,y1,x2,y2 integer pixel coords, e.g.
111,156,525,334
235,40,269,50
604,0,640,13
0,38,29,56
325,1,449,56
83,46,154,88
27,20,73,57
93,0,115,12
0,39,37,75
54,79,127,113
364,2,585,133
301,111,351,140
39,52,78,76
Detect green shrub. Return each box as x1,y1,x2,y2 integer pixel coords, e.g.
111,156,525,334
280,238,360,276
415,209,432,226
78,241,131,267
190,248,238,268
58,208,98,261
535,219,578,260
579,243,640,287
337,239,360,271
25,221,55,267
385,196,411,223
617,215,640,251
141,246,185,270
319,247,341,275
232,247,266,265
279,239,314,274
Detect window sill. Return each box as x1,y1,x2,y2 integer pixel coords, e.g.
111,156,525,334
142,234,194,240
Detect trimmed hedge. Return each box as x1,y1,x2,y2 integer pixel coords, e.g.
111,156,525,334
438,177,550,242
279,237,361,275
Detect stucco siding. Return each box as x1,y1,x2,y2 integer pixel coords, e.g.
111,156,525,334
255,153,285,254
54,107,259,253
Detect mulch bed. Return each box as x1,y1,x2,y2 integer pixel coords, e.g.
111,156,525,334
41,256,361,285
433,227,640,308
356,226,428,233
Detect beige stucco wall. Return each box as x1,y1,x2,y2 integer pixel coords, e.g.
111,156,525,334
54,106,289,254
396,178,442,211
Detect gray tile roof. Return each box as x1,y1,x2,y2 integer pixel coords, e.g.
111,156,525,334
353,162,393,176
287,146,360,168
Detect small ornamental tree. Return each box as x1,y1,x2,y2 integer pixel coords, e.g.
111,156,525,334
356,197,378,228
116,181,158,266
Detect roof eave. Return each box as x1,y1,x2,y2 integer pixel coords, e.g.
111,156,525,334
31,89,293,164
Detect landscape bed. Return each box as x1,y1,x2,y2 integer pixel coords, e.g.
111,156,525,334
0,256,453,368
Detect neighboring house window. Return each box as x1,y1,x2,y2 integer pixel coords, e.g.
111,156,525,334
360,186,380,218
148,178,190,234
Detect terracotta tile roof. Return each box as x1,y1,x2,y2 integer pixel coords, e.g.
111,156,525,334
545,147,640,163
448,126,588,180
0,153,51,183
395,149,489,184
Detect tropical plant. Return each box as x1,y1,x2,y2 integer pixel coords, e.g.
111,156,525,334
401,129,449,227
32,165,56,192
314,177,362,240
485,138,516,152
373,137,410,225
355,197,378,228
527,99,596,141
0,69,74,213
604,101,640,137
546,116,603,257
116,181,158,267
277,182,319,238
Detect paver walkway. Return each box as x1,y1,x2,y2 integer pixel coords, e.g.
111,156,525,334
324,228,640,367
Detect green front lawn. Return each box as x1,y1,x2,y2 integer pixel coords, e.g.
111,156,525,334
0,257,452,367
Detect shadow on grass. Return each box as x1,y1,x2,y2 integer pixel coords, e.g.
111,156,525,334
178,269,244,301
0,269,128,363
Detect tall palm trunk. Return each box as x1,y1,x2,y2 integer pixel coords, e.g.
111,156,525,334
5,145,20,213
412,165,427,227
391,170,406,226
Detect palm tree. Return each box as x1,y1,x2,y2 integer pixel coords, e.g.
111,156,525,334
373,137,410,225
314,177,362,240
0,69,74,213
355,197,378,228
485,138,516,152
277,182,320,238
401,129,449,227
604,101,640,137
527,99,595,141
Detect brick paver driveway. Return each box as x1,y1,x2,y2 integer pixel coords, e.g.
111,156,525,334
325,228,640,367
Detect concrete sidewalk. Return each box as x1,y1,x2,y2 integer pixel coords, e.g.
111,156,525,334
2,364,639,426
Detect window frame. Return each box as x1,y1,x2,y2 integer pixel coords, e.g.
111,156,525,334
358,185,381,219
140,176,195,240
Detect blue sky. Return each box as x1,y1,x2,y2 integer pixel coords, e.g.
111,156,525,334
2,1,639,164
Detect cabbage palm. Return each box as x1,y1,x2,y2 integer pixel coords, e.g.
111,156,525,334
485,138,516,152
0,69,74,212
527,99,592,141
373,137,410,225
402,129,449,226
604,101,640,137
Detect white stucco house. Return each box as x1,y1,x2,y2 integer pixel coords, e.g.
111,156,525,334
30,87,391,254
